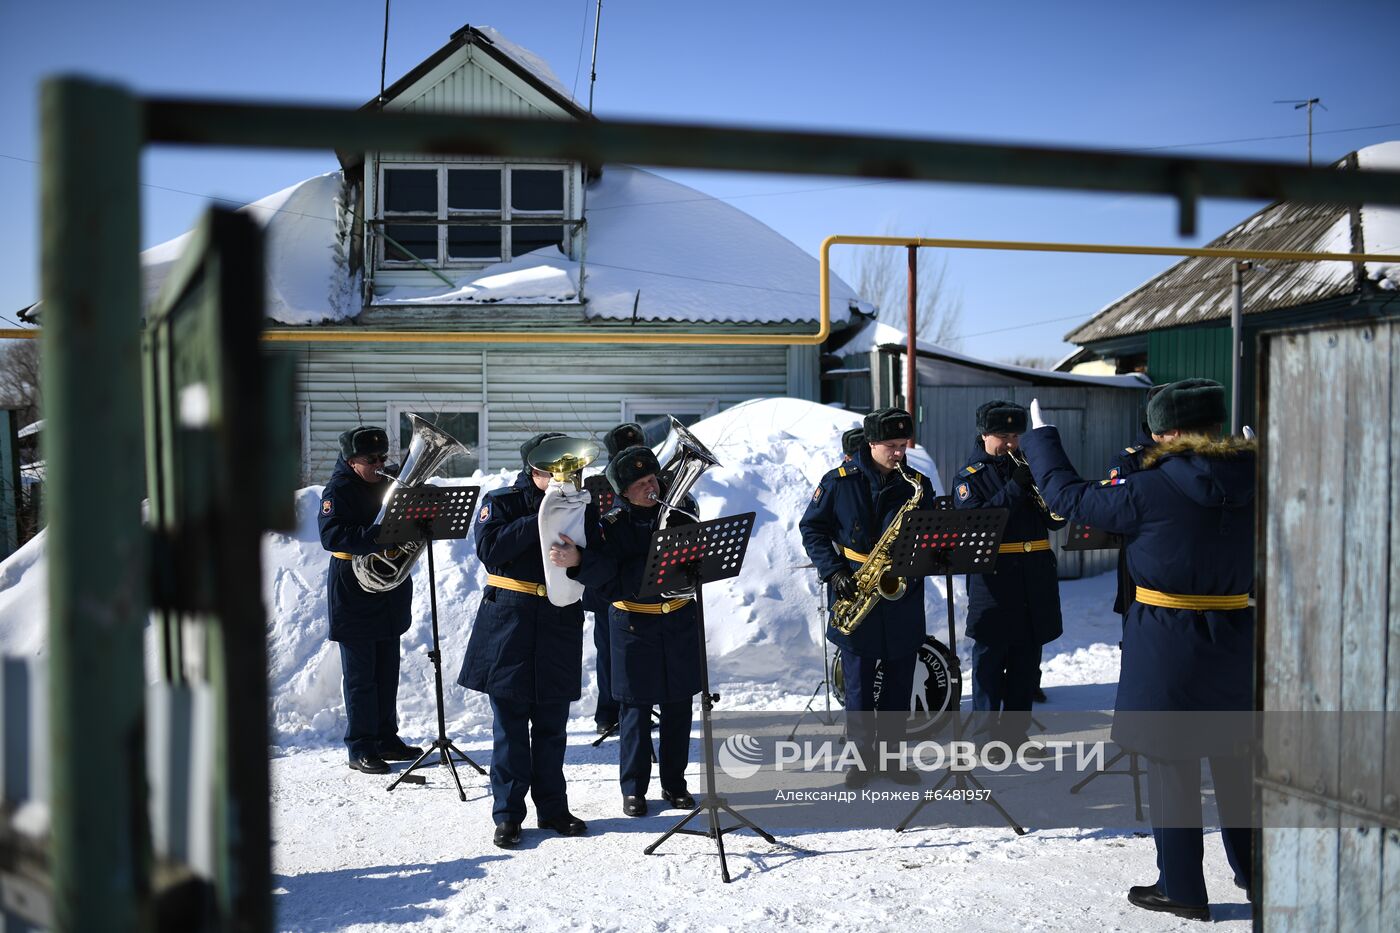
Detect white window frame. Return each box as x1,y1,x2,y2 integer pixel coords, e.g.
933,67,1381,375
376,162,570,270
385,402,487,474
621,398,719,445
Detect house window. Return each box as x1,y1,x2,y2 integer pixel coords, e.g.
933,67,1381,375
379,164,568,268
387,403,483,478
621,398,720,449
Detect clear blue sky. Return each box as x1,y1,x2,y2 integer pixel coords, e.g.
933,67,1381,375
3,0,1397,361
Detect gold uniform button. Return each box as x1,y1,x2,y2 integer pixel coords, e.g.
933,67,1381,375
535,584,547,597
661,602,671,614
1022,541,1033,553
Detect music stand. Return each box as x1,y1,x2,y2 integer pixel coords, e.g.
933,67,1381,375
381,484,487,800
889,498,1028,836
1058,520,1143,818
638,512,776,883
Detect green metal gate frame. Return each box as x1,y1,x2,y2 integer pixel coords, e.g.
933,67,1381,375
38,75,1400,930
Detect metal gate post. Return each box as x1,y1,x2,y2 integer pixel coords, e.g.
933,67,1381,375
41,77,150,930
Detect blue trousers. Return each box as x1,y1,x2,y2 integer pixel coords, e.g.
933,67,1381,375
489,697,571,825
1147,755,1253,906
970,639,1040,740
592,611,619,728
338,638,402,760
619,700,691,797
839,649,916,759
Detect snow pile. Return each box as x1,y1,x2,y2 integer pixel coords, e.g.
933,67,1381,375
0,398,955,749
1359,141,1400,289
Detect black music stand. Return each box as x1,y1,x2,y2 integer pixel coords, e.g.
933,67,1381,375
381,484,487,800
639,512,777,883
786,578,840,742
890,498,1028,835
1058,520,1143,818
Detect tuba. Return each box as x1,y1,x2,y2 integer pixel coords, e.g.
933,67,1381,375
351,414,467,593
830,463,923,636
647,416,721,599
530,436,599,607
649,415,719,529
1008,449,1065,523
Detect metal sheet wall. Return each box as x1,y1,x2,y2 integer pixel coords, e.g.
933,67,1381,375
273,342,790,484
915,383,1145,580
1256,319,1398,932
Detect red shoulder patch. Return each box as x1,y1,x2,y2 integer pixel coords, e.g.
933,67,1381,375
321,498,333,515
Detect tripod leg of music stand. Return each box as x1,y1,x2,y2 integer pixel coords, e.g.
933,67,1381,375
717,803,777,845
386,744,439,792
707,800,732,883
444,739,487,775
1129,752,1144,822
643,802,705,854
440,744,467,802
1069,747,1126,794
786,680,827,742
961,769,1027,836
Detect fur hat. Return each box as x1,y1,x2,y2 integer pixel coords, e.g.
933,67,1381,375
603,422,646,458
606,444,661,496
339,426,389,460
520,431,567,470
976,399,1027,434
840,427,866,456
1147,378,1227,434
863,407,914,443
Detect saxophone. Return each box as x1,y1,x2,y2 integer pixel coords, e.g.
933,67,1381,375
830,464,923,636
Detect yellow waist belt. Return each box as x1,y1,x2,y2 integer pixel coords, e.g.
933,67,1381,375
612,598,693,615
1135,586,1250,610
842,546,870,563
331,551,353,560
998,539,1051,554
487,574,548,598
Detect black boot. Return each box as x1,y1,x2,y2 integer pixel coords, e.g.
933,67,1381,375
493,822,522,849
1127,884,1208,921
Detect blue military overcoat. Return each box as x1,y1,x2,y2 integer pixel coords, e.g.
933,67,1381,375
575,496,702,705
1108,431,1155,615
318,456,412,642
953,440,1066,647
1021,427,1255,756
456,471,599,704
798,447,936,659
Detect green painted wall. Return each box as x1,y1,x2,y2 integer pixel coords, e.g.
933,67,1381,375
1147,325,1233,409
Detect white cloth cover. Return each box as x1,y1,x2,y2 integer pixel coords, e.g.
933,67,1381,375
539,479,591,607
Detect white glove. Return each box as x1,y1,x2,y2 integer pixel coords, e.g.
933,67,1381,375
1030,398,1052,430
1242,425,1256,440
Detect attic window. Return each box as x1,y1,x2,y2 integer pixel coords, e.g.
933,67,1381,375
378,163,568,268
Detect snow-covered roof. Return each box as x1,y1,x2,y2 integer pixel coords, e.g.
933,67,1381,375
374,165,868,324
21,165,866,328
1068,141,1400,345
839,320,1150,389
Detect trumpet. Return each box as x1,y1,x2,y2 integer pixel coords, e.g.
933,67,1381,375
1008,449,1065,523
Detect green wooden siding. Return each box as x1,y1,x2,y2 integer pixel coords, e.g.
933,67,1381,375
1147,325,1233,410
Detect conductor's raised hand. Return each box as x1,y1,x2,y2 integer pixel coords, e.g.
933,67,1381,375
549,533,582,568
1030,398,1052,430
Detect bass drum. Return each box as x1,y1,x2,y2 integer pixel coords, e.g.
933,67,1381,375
831,636,962,740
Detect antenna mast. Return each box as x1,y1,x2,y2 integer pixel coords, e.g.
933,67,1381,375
1274,97,1325,165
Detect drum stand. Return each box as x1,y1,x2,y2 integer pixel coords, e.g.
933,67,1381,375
892,499,1026,835
786,586,839,743
639,513,776,883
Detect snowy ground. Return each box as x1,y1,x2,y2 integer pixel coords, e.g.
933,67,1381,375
268,568,1250,932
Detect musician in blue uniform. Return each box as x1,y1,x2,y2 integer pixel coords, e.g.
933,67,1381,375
1020,379,1254,922
585,422,646,734
799,408,935,788
556,445,700,817
318,426,420,776
953,401,1065,747
457,432,598,848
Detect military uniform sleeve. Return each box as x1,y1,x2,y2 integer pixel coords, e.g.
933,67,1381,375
798,471,846,582
569,502,618,596
1022,426,1141,534
317,480,382,555
474,493,541,566
953,464,1026,511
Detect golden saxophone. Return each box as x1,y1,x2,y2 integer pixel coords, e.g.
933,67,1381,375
830,463,923,636
1008,450,1064,523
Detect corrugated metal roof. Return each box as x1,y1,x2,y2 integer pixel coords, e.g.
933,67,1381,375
1067,149,1390,345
